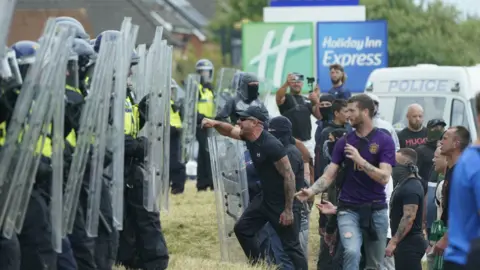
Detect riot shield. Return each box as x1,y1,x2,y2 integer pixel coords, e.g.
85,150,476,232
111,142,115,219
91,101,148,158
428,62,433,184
0,0,17,59
142,27,170,212
160,44,172,211
110,17,139,231
62,30,117,236
133,44,147,101
258,78,273,107
1,22,74,239
208,131,249,263
180,74,199,163
213,67,240,116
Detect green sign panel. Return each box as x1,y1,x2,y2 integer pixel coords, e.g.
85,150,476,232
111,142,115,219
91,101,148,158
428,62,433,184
242,22,315,93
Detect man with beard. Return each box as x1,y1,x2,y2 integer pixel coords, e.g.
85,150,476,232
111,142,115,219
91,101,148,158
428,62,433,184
201,106,308,270
296,94,395,270
397,104,428,149
327,64,351,100
432,126,470,262
276,72,321,158
386,148,427,270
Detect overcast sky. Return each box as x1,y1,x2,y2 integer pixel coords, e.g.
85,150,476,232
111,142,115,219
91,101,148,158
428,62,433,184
415,0,480,16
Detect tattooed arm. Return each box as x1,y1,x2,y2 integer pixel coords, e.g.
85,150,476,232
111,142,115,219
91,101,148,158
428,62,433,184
274,156,296,211
361,162,392,185
310,163,339,195
390,204,418,245
211,120,241,140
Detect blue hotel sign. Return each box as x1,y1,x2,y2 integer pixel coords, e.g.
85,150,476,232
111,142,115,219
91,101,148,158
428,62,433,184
269,0,359,7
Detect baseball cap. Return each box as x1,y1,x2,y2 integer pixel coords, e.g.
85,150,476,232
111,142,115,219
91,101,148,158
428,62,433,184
427,119,447,128
237,106,269,122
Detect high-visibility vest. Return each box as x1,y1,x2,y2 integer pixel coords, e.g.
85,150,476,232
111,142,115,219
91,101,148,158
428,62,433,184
124,96,137,137
170,100,182,128
197,84,214,118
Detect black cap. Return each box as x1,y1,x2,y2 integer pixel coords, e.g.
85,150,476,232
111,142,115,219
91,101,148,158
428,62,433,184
427,119,447,128
320,94,335,103
269,116,292,133
237,106,269,122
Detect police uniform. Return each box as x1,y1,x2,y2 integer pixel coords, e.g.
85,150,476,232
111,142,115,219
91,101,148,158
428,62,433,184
196,83,215,191
170,99,186,194
117,90,170,270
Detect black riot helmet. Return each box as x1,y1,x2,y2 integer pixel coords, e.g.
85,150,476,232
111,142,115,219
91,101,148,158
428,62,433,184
237,72,259,103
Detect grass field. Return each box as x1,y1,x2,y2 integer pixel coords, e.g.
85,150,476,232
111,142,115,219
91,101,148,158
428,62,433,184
113,180,426,269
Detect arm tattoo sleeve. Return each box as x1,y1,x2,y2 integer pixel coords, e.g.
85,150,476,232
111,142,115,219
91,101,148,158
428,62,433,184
274,157,296,211
392,204,418,244
311,176,329,195
362,160,390,185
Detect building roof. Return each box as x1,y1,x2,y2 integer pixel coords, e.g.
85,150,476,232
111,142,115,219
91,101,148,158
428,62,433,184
10,0,183,46
186,0,216,21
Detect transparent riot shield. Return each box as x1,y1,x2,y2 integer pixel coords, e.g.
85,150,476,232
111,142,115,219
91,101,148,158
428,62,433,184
0,19,57,232
258,78,273,107
207,131,249,263
0,0,17,59
160,44,172,211
85,30,117,237
143,27,167,212
62,32,117,236
133,44,147,101
180,73,199,163
213,67,240,116
1,23,74,239
110,17,139,231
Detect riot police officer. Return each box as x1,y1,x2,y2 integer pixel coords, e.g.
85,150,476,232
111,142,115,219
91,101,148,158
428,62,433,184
195,59,215,191
215,72,267,124
170,80,187,194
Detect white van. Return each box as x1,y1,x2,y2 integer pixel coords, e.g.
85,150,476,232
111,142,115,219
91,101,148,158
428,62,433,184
365,64,479,139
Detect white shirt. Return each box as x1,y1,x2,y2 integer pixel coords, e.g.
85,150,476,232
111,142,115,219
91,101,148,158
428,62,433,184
373,115,400,151
386,176,394,239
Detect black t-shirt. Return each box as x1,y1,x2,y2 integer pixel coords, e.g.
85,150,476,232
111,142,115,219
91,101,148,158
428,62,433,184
245,130,303,211
397,127,428,149
278,94,313,141
390,177,425,237
441,165,456,225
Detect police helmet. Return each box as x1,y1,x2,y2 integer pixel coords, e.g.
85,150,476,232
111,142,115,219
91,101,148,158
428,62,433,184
94,30,138,64
195,59,214,81
11,40,39,65
55,17,90,39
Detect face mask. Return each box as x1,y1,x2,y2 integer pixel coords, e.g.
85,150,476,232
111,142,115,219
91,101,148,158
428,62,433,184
320,106,333,121
427,129,444,142
247,84,259,101
392,163,419,187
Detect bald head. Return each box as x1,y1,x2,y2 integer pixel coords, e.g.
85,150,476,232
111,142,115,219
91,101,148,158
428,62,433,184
406,104,424,131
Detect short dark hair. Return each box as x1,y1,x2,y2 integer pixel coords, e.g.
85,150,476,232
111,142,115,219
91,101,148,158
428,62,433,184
397,148,417,164
329,64,344,72
347,94,375,118
451,126,470,151
332,99,347,113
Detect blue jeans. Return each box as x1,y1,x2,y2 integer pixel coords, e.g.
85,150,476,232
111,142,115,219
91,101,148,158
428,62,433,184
337,208,388,270
258,223,294,270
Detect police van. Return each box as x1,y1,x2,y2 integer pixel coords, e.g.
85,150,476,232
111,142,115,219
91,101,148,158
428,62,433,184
365,64,479,139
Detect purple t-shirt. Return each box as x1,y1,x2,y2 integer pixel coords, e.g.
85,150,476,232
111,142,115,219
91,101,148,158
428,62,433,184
331,130,396,204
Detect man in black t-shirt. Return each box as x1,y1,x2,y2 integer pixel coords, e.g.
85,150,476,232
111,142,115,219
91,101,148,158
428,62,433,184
397,104,428,149
386,148,426,270
201,106,308,270
276,73,320,159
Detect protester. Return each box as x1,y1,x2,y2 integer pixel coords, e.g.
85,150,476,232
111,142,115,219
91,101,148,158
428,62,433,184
444,93,480,270
397,104,428,149
296,94,396,270
432,126,470,259
415,119,447,181
386,148,426,270
276,72,321,158
327,64,351,100
201,107,308,269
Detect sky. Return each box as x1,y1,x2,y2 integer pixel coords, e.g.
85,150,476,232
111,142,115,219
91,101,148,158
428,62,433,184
415,0,480,17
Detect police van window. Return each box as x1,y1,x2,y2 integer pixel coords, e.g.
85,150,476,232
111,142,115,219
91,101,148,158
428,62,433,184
450,99,468,128
392,97,446,130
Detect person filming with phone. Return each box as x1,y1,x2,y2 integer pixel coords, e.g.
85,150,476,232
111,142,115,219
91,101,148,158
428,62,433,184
276,72,321,159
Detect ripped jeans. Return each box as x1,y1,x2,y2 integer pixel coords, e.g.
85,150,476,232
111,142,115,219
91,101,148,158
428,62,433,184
337,208,388,270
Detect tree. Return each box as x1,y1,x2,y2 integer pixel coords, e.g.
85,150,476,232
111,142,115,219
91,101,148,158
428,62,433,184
209,0,480,67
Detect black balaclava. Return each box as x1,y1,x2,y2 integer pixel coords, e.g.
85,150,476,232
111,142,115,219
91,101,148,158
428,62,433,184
237,72,259,103
319,94,335,122
392,162,420,187
269,116,295,146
